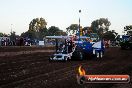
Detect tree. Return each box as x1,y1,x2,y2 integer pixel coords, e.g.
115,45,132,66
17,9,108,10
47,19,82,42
0,32,4,37
21,17,48,40
48,26,64,36
66,24,78,35
0,32,9,37
91,18,111,38
29,17,47,32
21,30,36,40
21,18,67,40
124,25,132,35
10,31,17,41
39,27,48,40
82,27,93,36
21,27,48,40
29,17,47,40
103,30,118,41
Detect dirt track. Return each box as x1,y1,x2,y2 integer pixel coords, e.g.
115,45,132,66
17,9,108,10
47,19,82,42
0,47,132,88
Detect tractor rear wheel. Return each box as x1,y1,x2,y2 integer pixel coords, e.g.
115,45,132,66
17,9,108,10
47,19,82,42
72,51,83,60
96,51,103,59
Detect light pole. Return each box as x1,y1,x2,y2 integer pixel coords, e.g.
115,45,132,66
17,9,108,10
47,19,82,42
11,24,13,34
79,10,81,40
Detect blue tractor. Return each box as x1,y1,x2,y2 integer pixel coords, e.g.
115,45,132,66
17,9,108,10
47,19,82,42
71,36,105,60
46,34,105,61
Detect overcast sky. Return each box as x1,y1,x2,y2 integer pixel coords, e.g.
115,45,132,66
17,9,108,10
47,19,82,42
0,0,132,35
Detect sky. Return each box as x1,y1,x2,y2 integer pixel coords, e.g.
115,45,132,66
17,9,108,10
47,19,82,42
0,0,132,35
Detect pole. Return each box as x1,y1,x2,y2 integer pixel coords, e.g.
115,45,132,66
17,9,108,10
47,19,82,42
11,24,13,34
79,17,80,40
79,10,81,41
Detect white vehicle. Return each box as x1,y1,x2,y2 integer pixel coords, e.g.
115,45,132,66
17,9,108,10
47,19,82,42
50,53,71,61
49,44,76,61
46,36,76,61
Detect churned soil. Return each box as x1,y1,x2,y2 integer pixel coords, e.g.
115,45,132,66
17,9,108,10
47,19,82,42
0,47,131,88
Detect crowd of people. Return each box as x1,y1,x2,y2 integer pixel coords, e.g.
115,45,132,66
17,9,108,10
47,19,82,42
0,37,32,46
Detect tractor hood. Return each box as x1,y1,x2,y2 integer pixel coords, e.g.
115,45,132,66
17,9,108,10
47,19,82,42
92,41,102,49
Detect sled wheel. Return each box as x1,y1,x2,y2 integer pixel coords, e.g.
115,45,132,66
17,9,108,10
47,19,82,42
79,52,83,60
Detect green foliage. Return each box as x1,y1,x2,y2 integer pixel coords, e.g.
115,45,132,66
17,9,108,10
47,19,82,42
124,25,132,35
10,31,17,41
91,18,111,38
124,25,132,31
21,17,48,40
102,30,118,41
39,27,48,40
0,32,17,41
0,32,9,37
21,17,67,40
21,30,35,40
82,27,93,36
29,17,47,32
48,26,67,36
0,32,4,37
21,27,48,40
66,24,78,35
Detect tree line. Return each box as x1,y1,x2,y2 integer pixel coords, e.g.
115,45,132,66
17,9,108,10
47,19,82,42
0,17,132,41
21,18,67,41
67,18,117,41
